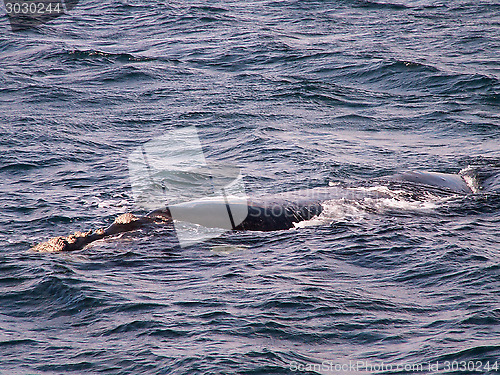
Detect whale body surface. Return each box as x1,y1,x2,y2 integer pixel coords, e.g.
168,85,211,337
31,170,481,252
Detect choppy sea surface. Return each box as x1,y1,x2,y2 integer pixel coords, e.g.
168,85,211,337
1,0,500,374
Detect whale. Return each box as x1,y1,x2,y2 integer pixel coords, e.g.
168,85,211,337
31,170,475,253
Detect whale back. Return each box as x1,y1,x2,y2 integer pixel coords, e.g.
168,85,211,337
393,171,472,194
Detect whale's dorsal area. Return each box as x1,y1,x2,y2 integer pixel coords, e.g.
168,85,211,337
393,171,473,194
32,170,479,252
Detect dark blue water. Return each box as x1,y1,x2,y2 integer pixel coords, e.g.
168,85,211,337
1,0,500,374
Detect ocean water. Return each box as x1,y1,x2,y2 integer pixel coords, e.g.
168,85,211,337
1,0,500,374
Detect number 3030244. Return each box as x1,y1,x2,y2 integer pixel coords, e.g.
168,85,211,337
5,2,62,15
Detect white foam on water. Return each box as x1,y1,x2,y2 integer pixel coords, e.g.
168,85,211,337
349,185,406,197
210,245,248,254
294,185,454,229
459,166,481,193
360,196,439,212
293,198,365,228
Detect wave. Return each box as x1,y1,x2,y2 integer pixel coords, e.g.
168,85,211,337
348,59,499,97
352,0,409,10
65,49,155,62
0,274,105,319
